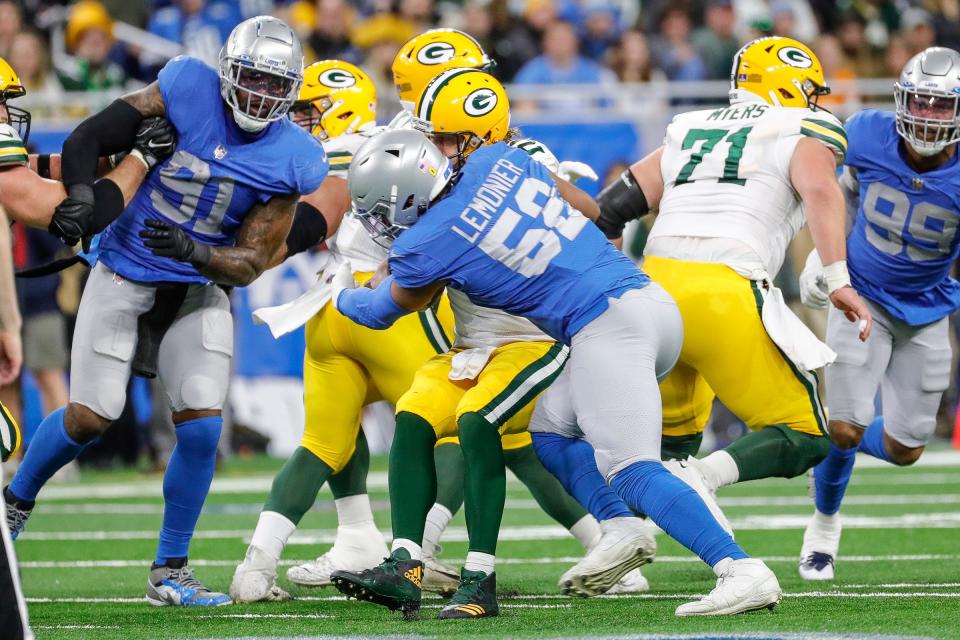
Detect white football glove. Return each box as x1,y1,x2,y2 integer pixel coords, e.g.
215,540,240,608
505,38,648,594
331,260,357,306
799,249,830,309
557,160,598,184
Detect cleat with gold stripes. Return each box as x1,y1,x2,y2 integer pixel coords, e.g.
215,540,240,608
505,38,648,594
438,569,499,620
330,548,422,619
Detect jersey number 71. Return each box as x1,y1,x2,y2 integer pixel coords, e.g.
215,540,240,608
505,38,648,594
675,127,752,187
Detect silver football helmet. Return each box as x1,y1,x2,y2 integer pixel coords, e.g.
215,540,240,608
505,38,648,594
895,47,960,156
219,16,304,133
348,129,453,248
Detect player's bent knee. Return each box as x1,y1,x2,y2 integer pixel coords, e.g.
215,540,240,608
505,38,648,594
64,402,112,444
886,438,924,467
828,420,865,450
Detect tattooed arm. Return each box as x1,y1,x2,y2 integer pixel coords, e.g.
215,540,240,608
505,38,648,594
140,193,299,287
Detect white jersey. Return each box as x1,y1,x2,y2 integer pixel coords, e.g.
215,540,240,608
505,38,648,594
323,126,390,273
646,101,846,278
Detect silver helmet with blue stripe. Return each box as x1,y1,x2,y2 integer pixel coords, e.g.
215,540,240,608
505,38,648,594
895,47,960,157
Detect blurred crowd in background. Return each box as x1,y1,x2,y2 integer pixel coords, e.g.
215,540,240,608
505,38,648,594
1,0,958,112
2,0,960,473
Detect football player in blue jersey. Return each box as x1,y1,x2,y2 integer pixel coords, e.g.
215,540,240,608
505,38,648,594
3,16,327,607
797,47,960,580
330,129,782,618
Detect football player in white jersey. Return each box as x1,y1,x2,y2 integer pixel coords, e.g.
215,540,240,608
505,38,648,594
229,59,457,603
546,37,874,573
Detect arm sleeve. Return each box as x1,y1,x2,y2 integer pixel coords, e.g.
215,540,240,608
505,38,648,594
60,100,144,189
284,200,328,257
336,276,410,329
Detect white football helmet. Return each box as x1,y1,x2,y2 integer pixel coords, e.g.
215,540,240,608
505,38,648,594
895,47,960,157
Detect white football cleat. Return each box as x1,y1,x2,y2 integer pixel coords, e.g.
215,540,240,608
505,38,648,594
422,548,459,596
286,523,388,587
229,545,291,603
664,457,733,536
606,567,650,594
675,557,781,616
559,516,656,597
799,510,841,581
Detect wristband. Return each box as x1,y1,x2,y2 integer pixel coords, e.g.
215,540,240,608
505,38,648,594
823,260,851,294
128,149,150,171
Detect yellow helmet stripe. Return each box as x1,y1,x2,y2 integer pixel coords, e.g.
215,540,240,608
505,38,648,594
417,67,474,122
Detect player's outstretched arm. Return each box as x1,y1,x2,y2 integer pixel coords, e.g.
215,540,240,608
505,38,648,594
267,175,352,269
334,266,444,330
594,146,664,243
790,137,872,340
552,172,600,220
0,155,148,230
0,207,22,385
141,192,299,287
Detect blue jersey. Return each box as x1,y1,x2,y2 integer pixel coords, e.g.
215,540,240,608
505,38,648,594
99,56,327,283
845,109,960,326
388,143,648,344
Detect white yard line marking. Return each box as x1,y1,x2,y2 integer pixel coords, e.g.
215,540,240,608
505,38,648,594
31,493,960,515
21,554,960,570
197,614,334,619
26,591,960,605
19,512,960,542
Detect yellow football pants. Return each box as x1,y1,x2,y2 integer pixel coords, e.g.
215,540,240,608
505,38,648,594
644,255,826,438
397,341,569,450
300,271,454,471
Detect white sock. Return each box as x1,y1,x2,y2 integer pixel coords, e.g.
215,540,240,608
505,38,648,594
463,551,495,575
334,494,376,527
391,538,422,561
421,503,453,557
249,511,296,561
569,514,602,550
811,509,841,532
698,450,739,490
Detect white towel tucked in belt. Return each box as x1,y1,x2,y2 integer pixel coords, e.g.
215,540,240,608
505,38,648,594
253,275,333,338
449,346,496,381
756,276,835,371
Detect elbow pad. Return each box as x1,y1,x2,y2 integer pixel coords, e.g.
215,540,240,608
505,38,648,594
336,276,408,330
89,178,127,234
285,201,328,257
62,99,144,189
595,169,649,239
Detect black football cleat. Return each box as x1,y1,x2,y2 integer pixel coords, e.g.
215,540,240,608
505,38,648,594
438,568,499,619
331,548,423,620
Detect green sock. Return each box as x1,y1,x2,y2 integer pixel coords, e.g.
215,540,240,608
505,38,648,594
505,443,587,530
329,430,370,499
458,412,505,555
433,441,465,514
263,447,334,524
660,433,704,461
390,412,438,543
725,423,830,482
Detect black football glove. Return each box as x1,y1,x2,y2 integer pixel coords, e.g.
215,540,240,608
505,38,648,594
139,219,211,266
132,117,177,170
49,184,95,247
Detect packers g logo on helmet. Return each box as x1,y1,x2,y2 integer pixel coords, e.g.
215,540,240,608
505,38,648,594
319,68,356,88
415,68,510,163
778,46,813,69
464,88,497,116
393,29,493,105
730,36,829,110
417,42,456,65
291,59,376,141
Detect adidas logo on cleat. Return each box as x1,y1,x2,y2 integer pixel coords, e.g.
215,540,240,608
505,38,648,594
454,604,486,616
404,566,423,588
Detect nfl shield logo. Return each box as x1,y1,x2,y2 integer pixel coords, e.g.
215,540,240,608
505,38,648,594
214,145,227,160
912,176,924,190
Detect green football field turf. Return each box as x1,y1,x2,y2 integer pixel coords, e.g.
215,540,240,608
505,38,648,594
12,450,960,639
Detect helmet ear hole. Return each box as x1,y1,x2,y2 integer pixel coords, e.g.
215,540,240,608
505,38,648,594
778,88,794,100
